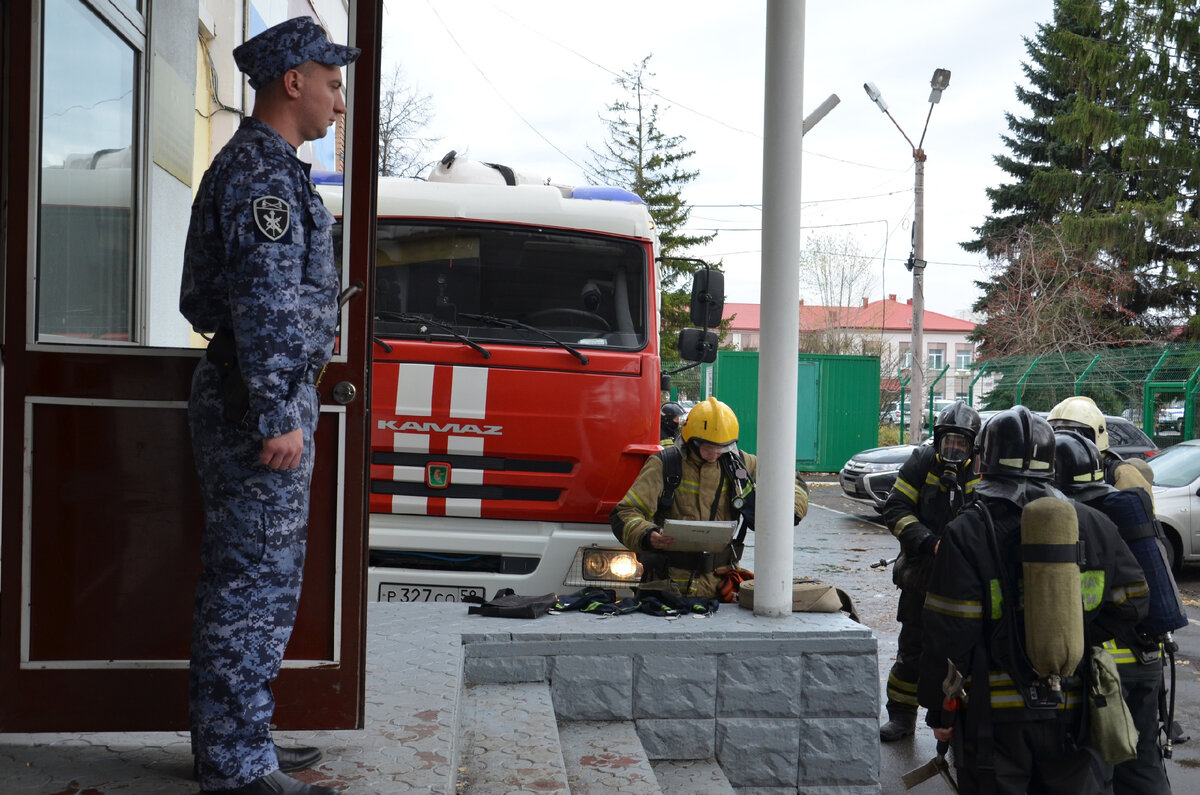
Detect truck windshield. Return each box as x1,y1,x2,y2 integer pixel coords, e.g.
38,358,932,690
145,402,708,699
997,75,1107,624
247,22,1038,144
369,221,648,350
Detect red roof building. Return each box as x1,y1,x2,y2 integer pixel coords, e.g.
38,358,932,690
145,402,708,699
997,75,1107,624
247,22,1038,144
723,294,985,401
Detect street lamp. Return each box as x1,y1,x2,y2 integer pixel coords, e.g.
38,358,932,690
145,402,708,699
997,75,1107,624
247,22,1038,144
863,68,951,444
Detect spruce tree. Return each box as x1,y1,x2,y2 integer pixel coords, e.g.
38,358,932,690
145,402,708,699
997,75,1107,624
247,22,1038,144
587,55,718,357
967,0,1200,351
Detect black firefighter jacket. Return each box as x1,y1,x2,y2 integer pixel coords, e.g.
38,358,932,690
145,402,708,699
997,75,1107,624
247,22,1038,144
883,444,979,591
918,491,1149,725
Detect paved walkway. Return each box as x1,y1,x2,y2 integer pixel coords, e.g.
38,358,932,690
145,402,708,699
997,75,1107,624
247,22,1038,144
0,604,462,794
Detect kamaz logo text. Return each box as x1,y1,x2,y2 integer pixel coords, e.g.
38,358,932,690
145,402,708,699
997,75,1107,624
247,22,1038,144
378,420,503,435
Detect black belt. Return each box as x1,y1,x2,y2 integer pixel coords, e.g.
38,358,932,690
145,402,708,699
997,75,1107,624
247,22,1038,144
664,548,733,574
209,329,325,386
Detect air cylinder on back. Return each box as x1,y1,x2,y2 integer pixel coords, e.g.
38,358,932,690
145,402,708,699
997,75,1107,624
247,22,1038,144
1100,488,1188,636
1021,497,1085,682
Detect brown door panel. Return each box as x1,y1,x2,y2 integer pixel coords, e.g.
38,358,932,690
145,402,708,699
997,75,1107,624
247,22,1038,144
11,401,353,729
1,0,376,732
25,402,345,663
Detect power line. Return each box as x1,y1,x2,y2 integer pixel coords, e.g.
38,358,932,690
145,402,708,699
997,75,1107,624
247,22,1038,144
482,2,910,175
706,246,988,270
425,0,589,173
486,2,761,139
667,188,912,211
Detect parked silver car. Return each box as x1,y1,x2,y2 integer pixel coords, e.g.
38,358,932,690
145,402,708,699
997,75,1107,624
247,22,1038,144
838,441,927,512
1149,438,1200,572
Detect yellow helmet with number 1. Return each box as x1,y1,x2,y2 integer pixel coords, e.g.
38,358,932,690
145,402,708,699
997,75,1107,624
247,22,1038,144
1047,395,1109,452
681,396,739,447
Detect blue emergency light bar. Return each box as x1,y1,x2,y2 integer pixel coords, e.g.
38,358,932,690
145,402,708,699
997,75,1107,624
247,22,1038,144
312,170,344,185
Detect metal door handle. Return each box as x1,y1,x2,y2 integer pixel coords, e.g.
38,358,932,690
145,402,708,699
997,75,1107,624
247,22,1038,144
332,381,357,405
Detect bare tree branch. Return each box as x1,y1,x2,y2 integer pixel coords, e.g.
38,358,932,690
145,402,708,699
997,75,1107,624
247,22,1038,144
378,65,438,178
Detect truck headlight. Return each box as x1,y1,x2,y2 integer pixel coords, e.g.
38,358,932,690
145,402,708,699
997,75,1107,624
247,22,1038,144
581,548,642,581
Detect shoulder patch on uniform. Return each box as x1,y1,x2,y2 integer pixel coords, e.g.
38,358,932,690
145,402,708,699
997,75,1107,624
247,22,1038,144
252,195,290,241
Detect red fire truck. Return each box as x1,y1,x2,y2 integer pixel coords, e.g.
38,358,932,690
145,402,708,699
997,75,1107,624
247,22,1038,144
319,161,697,602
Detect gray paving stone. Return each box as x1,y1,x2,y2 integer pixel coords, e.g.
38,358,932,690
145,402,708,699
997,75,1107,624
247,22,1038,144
459,682,569,794
795,717,879,786
463,654,547,683
549,654,634,721
634,654,717,719
558,720,661,794
715,718,800,788
801,650,879,717
636,718,715,760
650,758,735,794
717,654,805,717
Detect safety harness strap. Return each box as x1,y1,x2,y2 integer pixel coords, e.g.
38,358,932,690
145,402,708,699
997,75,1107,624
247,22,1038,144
654,445,684,525
1020,542,1084,564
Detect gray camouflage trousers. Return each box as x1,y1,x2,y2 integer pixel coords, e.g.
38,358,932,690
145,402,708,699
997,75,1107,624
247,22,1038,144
188,359,318,790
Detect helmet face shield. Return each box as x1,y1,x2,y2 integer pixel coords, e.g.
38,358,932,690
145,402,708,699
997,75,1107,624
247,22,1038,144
933,400,980,465
938,432,971,464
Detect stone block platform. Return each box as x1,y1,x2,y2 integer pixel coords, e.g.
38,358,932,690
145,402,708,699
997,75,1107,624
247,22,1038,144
0,602,880,794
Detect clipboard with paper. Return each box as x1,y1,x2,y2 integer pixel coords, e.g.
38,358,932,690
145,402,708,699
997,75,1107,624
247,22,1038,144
662,519,738,553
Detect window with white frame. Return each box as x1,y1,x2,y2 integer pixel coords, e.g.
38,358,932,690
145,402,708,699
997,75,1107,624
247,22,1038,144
928,347,944,371
36,0,142,343
957,347,973,370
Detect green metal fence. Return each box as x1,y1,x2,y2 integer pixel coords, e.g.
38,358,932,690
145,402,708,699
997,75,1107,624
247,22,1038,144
967,344,1200,447
662,360,704,405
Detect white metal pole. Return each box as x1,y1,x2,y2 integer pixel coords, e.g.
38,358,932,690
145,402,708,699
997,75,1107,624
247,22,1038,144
910,155,926,444
755,0,804,618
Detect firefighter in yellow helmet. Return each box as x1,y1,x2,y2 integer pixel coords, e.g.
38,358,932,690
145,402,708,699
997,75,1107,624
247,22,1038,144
1048,395,1153,492
610,396,808,598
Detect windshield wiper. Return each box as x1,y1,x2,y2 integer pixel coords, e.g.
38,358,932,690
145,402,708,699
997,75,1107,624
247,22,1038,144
375,311,491,359
459,313,588,364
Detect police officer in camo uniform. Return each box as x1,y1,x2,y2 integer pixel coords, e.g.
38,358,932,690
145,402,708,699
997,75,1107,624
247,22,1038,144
180,17,358,795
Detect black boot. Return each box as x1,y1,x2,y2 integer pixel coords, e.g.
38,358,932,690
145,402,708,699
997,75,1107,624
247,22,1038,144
275,745,322,773
879,709,917,742
194,743,322,781
202,769,337,794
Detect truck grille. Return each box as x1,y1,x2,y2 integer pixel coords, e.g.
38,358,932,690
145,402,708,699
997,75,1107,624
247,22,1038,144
371,481,560,501
371,451,572,473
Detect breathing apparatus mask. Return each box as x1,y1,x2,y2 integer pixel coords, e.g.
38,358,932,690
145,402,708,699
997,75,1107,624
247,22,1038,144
718,445,752,507
938,432,971,466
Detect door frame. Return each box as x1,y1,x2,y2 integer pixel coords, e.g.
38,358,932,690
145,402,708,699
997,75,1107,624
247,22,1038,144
0,0,381,731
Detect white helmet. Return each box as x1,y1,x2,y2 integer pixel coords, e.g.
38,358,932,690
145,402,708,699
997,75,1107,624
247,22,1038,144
1047,395,1109,452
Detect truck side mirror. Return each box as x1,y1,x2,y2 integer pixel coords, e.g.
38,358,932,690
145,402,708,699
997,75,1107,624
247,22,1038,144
660,373,672,391
678,328,718,364
690,269,725,328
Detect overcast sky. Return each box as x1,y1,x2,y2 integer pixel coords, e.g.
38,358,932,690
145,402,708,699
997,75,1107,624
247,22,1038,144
380,1,1051,318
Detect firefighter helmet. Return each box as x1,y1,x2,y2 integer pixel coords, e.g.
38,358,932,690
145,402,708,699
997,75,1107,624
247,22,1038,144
681,396,739,449
978,405,1055,479
660,401,686,440
1048,395,1109,452
1052,430,1107,494
933,400,981,464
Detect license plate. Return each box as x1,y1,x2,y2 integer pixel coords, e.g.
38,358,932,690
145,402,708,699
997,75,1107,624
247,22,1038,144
378,583,485,603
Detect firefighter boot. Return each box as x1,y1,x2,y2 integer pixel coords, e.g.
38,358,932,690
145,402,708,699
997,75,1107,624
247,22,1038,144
879,709,917,742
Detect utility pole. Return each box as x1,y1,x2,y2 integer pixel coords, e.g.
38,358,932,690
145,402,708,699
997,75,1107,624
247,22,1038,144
911,153,926,444
864,69,950,444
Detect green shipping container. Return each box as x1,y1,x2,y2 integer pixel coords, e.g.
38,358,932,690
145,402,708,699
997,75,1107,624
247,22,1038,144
700,350,880,472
